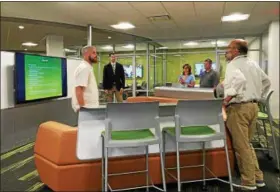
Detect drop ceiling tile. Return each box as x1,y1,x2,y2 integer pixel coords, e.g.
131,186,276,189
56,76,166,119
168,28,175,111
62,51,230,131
223,2,256,15
194,2,225,19
129,2,167,17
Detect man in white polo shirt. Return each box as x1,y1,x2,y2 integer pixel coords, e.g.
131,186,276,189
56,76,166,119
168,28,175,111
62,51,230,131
72,46,99,112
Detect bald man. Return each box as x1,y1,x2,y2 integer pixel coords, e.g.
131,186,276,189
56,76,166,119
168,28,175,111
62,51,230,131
72,46,99,112
224,39,271,190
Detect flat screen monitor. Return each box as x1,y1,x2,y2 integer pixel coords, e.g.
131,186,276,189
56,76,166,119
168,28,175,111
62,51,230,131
14,52,67,104
123,64,143,78
195,63,217,76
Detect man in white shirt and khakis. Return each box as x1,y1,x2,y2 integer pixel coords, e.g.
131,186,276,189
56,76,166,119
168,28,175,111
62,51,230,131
72,46,99,112
223,39,271,190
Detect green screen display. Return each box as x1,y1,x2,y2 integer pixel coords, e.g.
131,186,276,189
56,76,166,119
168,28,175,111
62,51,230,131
24,55,62,100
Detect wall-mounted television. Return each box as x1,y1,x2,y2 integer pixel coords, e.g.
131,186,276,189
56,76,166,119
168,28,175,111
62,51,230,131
14,53,67,104
194,63,217,76
123,64,143,78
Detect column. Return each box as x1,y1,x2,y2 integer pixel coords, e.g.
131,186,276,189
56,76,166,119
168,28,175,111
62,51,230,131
268,21,279,119
46,35,64,57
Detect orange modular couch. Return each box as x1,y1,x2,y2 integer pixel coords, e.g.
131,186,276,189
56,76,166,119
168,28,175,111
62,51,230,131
34,97,234,191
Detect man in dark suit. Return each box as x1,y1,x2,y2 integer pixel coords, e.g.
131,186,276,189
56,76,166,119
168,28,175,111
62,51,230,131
103,52,125,102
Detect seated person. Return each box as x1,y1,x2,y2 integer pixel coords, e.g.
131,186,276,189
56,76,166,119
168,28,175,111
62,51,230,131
199,58,219,88
178,64,195,87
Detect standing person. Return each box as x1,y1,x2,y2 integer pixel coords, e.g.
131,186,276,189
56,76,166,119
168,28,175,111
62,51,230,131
103,52,125,102
178,64,195,87
224,39,271,190
199,58,219,88
72,46,99,112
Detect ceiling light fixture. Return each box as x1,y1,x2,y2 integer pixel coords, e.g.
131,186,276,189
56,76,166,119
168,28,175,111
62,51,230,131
157,47,168,49
108,36,112,39
22,42,38,47
102,45,113,50
111,22,135,30
184,41,198,46
64,48,76,53
18,25,24,29
221,13,250,22
122,44,134,49
211,41,226,45
24,49,27,51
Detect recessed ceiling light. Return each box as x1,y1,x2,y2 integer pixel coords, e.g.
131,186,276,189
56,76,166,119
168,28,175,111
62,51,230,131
221,13,250,22
18,25,24,29
111,22,135,30
64,48,76,53
122,44,134,49
22,42,38,47
157,47,168,49
102,45,113,50
108,36,112,39
184,41,198,46
24,48,27,51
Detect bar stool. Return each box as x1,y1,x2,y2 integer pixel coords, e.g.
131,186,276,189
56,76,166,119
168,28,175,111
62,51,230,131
101,102,166,192
162,99,233,192
255,90,279,171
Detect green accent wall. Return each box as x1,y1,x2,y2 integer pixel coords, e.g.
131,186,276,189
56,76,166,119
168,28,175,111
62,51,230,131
95,48,227,88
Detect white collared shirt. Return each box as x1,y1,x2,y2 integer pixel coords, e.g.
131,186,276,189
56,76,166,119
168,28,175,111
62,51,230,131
111,62,116,72
72,60,99,112
224,55,271,104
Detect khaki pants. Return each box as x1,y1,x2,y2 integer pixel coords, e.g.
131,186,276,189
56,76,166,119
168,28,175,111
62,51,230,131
226,102,263,186
106,86,123,103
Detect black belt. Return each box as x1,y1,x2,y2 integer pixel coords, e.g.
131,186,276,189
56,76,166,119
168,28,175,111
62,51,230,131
227,100,258,106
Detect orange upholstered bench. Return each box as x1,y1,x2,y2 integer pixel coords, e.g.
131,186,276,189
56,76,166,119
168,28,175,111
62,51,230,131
34,119,234,191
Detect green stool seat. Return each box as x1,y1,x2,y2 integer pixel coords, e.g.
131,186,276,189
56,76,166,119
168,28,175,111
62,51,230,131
102,129,154,140
165,126,216,136
258,112,268,119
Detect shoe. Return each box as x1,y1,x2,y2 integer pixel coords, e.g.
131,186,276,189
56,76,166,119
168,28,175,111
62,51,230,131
240,185,257,191
256,180,265,187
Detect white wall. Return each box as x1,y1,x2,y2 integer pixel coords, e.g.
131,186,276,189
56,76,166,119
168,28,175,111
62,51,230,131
247,37,260,64
0,51,81,109
268,21,279,119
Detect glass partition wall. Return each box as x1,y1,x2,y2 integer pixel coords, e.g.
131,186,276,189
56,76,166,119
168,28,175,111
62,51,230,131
1,18,264,103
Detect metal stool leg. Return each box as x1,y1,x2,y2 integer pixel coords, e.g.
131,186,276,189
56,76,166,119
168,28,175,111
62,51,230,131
262,120,271,159
159,142,167,191
269,118,280,170
102,136,105,192
202,142,206,190
146,146,149,192
176,142,181,192
224,139,234,192
104,147,108,192
256,121,261,145
162,131,166,168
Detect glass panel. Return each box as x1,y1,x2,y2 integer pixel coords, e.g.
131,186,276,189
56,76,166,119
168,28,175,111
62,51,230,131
156,40,218,86
135,43,148,96
218,52,227,82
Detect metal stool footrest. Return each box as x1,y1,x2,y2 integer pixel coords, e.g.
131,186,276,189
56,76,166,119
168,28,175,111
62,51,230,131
165,164,227,185
105,168,165,192
108,185,165,192
107,170,148,177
